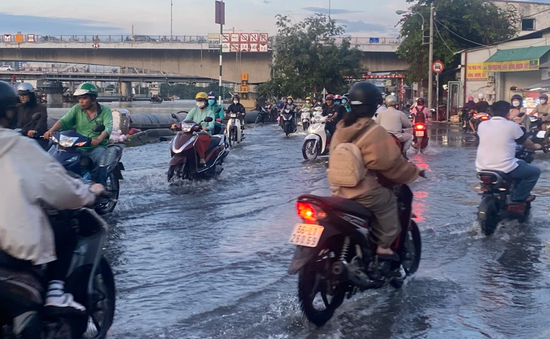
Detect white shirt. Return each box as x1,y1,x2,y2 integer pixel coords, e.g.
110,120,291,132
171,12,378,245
476,117,524,173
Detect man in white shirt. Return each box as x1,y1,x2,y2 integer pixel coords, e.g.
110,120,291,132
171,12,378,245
376,95,413,154
476,101,541,202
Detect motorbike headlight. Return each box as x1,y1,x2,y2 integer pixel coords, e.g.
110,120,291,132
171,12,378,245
65,155,79,163
230,113,238,118
181,122,193,133
59,135,78,147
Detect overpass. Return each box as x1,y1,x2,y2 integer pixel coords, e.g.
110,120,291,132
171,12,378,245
0,34,408,84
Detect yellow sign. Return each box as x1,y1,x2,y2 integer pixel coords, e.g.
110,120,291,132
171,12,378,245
483,59,540,72
240,85,248,93
466,63,487,81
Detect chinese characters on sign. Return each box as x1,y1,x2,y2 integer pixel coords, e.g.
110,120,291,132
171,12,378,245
466,63,487,81
482,59,540,72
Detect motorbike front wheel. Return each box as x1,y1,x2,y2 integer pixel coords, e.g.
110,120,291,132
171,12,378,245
391,221,422,288
302,139,319,160
303,122,310,131
95,173,119,215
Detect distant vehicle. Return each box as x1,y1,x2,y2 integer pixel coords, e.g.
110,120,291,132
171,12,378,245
133,35,159,42
0,66,13,71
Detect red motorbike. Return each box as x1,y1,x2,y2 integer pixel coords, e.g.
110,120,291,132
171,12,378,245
412,123,429,152
168,116,229,181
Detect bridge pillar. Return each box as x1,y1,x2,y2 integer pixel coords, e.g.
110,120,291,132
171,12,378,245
37,80,63,106
120,82,132,100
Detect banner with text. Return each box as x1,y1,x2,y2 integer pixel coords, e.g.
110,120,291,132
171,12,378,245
466,63,487,81
483,59,540,72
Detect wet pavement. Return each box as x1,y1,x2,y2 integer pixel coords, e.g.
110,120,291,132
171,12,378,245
104,123,550,339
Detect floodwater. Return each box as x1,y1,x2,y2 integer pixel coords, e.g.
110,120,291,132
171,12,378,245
102,123,550,339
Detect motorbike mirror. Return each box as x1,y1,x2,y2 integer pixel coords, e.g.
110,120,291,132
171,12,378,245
518,113,525,117
93,124,106,133
204,117,213,122
171,113,179,119
544,113,549,117
31,113,42,122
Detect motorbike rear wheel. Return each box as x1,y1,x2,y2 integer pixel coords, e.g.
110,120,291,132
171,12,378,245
391,221,422,288
95,173,119,215
82,258,116,339
298,247,347,327
479,200,499,236
518,202,532,224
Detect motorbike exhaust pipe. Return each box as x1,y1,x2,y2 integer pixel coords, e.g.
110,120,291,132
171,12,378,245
332,261,346,276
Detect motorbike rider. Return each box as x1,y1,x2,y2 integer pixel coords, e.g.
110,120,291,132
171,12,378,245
15,83,48,139
208,91,224,134
469,93,490,133
532,93,550,144
508,94,529,130
334,94,342,106
329,82,422,259
376,95,413,155
226,94,246,132
177,92,216,166
44,83,113,186
341,93,351,113
302,97,313,111
411,98,429,124
281,96,298,128
462,96,476,128
322,94,339,136
476,100,541,203
0,80,105,315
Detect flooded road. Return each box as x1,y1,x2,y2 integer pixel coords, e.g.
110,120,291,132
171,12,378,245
104,123,550,339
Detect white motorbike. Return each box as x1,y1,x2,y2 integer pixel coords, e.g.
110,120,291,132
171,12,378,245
301,108,312,131
302,113,332,160
226,112,243,146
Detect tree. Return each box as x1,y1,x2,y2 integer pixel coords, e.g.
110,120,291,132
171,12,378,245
397,0,519,83
258,14,363,99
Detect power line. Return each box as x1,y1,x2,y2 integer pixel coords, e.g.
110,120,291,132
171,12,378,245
434,21,456,54
435,19,491,47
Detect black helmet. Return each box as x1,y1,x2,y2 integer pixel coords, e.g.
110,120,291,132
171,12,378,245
349,82,383,110
233,94,240,100
0,81,17,121
511,94,523,104
540,93,548,100
417,97,425,106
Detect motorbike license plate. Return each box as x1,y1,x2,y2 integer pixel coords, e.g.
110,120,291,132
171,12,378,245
289,224,324,247
416,131,425,137
537,131,546,138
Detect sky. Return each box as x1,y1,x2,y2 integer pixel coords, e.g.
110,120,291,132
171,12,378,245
2,0,550,38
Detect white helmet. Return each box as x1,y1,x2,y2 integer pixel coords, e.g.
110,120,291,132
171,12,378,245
478,93,484,100
385,95,398,107
16,83,35,95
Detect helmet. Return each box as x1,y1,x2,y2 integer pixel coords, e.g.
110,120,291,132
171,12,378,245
326,94,335,100
0,81,17,122
74,83,99,97
195,92,208,100
16,83,34,95
540,93,548,100
287,95,293,100
468,96,474,101
478,93,484,100
511,94,523,105
335,94,342,100
349,82,383,108
207,91,217,100
417,97,425,106
385,95,398,107
342,93,349,99
233,94,240,100
306,97,311,101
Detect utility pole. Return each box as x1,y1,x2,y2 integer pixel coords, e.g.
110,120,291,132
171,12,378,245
329,0,331,18
171,0,173,41
215,1,225,104
428,2,434,112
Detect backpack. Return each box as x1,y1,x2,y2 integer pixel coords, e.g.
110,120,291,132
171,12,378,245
327,124,377,188
413,107,426,122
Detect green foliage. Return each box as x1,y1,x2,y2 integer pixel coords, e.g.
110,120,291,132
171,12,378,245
258,14,363,98
397,0,519,83
159,83,231,99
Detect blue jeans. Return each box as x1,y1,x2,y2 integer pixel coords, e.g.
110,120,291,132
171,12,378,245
85,147,107,185
508,160,541,201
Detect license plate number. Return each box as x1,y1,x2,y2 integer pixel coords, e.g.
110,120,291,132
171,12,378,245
416,131,424,137
289,224,324,248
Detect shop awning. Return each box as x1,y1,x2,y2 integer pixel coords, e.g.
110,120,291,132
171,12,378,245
485,46,550,62
525,79,550,90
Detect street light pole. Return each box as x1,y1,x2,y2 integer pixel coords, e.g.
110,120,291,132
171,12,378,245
171,0,173,40
428,2,434,112
329,0,331,18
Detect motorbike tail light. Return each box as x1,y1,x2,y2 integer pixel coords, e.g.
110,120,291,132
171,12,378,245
297,202,326,224
479,176,492,185
507,204,525,213
415,124,426,130
472,112,477,117
481,116,489,121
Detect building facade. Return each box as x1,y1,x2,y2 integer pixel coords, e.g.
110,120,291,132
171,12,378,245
493,0,550,36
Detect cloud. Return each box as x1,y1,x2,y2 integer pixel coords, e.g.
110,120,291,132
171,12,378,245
0,13,124,35
337,19,390,33
303,7,355,15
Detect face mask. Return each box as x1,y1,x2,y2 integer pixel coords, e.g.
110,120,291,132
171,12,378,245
287,100,292,104
306,100,310,104
512,100,520,107
196,101,206,108
233,100,239,104
208,100,215,106
342,99,348,104
542,99,547,104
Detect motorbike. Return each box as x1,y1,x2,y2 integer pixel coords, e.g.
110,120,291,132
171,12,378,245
288,184,421,327
412,122,429,152
300,108,312,131
282,108,297,137
0,208,115,339
226,111,243,146
14,113,50,151
302,113,332,160
526,114,550,153
477,146,535,236
168,116,229,181
255,106,272,124
47,125,124,215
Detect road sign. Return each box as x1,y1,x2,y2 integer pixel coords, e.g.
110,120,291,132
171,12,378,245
240,43,249,52
250,33,258,42
27,34,35,43
250,44,258,52
222,43,230,53
222,33,230,43
400,88,406,94
259,33,268,43
3,34,11,42
215,0,225,25
208,33,220,42
321,88,328,96
240,33,249,42
259,44,268,52
432,61,444,74
230,43,239,52
231,33,239,42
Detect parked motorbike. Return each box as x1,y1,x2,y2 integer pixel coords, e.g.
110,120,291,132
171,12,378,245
300,108,312,131
226,111,243,146
477,146,535,235
0,208,115,339
47,125,124,215
282,108,297,137
168,116,229,181
412,122,429,152
255,106,272,124
302,113,332,160
288,184,421,327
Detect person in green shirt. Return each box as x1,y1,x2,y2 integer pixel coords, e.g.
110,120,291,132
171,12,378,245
208,91,224,134
44,83,113,185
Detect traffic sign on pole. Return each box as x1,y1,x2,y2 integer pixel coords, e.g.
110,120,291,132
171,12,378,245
432,61,444,74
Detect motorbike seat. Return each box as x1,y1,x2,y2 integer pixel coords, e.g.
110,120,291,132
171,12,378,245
299,194,372,220
478,170,513,188
207,136,222,153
